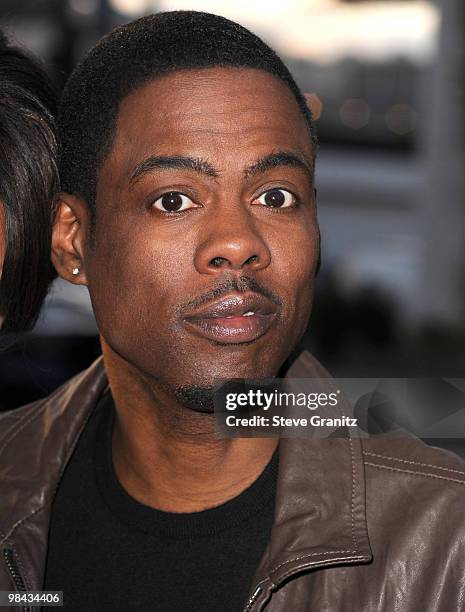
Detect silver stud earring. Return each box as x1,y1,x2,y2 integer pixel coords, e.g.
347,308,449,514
72,267,80,276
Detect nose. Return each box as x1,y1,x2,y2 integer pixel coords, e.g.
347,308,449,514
194,208,271,275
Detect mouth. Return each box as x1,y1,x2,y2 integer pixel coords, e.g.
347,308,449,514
182,293,279,344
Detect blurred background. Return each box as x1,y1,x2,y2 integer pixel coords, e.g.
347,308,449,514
1,0,465,421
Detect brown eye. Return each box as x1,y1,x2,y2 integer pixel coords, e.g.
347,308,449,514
255,188,296,209
153,191,197,212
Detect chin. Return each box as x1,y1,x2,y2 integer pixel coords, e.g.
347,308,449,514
173,384,216,414
182,359,285,388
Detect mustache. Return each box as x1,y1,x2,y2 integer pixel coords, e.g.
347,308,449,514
177,275,283,316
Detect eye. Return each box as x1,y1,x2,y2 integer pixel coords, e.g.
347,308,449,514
153,191,198,212
254,188,296,209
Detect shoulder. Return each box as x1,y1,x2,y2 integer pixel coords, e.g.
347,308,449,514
361,436,465,546
361,436,465,487
0,357,107,451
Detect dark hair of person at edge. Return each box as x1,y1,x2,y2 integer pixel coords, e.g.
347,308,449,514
0,30,59,332
58,10,319,230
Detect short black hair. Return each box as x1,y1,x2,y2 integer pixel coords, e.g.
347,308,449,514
0,31,58,332
58,11,317,216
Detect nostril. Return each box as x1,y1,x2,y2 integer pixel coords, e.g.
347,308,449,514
245,255,258,265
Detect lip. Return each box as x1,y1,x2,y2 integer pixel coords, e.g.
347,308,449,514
183,293,279,344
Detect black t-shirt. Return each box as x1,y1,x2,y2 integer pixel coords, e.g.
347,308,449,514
43,392,278,611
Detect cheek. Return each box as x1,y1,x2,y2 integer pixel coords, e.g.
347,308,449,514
271,221,318,341
87,223,192,339
272,220,318,293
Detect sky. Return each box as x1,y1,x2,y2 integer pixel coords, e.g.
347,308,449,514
109,0,440,64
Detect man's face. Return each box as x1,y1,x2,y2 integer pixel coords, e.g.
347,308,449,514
85,67,319,396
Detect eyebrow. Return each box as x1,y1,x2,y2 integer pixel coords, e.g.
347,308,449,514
245,151,314,181
130,155,219,183
129,150,314,185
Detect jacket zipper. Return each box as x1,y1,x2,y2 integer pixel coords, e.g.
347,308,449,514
3,548,33,612
242,585,262,612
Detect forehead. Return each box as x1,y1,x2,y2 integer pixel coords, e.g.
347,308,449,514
104,67,312,177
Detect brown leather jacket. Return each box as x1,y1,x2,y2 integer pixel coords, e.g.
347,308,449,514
1,353,465,612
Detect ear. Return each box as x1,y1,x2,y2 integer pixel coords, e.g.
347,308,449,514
304,93,323,121
51,193,90,285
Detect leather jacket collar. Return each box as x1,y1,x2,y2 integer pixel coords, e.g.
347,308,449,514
0,352,372,610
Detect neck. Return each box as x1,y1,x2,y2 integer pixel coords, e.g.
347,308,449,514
101,339,278,513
